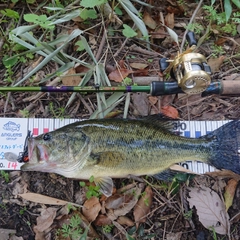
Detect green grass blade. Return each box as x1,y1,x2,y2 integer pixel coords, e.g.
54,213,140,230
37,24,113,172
80,36,97,64
117,0,149,40
49,9,81,25
224,0,232,22
14,29,82,86
123,92,130,118
10,25,38,35
90,92,125,119
40,62,75,84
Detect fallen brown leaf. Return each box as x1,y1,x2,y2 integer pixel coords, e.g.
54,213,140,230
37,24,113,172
94,214,112,226
165,13,174,29
224,179,239,211
117,216,135,227
61,67,82,86
148,96,158,105
108,68,134,82
188,186,230,235
207,56,225,74
151,27,166,39
166,232,182,240
105,194,124,209
19,192,69,205
129,62,149,69
34,207,57,232
107,186,142,221
133,186,153,228
132,92,149,116
143,11,157,30
161,105,179,118
82,196,101,222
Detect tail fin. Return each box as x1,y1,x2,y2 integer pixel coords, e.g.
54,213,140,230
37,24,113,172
206,121,240,174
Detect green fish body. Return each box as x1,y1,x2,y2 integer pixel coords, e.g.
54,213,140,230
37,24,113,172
21,117,240,196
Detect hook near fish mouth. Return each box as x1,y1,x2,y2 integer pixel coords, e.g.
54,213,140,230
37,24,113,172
17,131,31,163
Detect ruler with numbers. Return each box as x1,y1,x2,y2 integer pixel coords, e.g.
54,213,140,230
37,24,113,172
0,118,230,172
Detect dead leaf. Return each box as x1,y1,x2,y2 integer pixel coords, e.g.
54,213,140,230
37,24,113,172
165,13,174,29
148,96,158,105
19,192,70,205
105,194,124,209
129,62,148,69
104,110,122,119
143,11,157,30
170,164,199,174
0,229,17,240
75,64,89,74
107,186,142,220
188,186,230,235
94,214,112,226
34,207,57,232
215,38,228,46
151,27,166,39
108,68,134,82
117,216,135,226
132,92,149,116
82,197,101,222
166,232,182,240
133,186,153,228
61,68,82,86
161,105,179,118
206,170,240,181
224,179,238,211
207,56,225,74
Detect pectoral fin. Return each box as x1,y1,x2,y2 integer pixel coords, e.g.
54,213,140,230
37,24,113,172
94,176,113,197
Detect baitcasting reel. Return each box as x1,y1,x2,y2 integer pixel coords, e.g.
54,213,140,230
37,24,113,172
160,32,212,94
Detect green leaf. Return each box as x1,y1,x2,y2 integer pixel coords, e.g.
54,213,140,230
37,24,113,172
75,40,85,51
38,14,48,22
232,0,240,8
3,55,18,68
89,175,94,183
1,9,19,20
80,8,97,20
224,0,232,22
122,24,137,38
79,181,86,187
117,0,149,41
24,13,40,23
115,6,123,15
80,0,106,8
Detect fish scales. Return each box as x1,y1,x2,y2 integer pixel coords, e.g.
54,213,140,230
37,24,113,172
21,117,240,196
78,120,212,176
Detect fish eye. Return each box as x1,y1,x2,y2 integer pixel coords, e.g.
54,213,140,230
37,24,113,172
43,133,51,141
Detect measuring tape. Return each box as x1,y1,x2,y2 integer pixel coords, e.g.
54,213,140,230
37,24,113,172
0,118,230,172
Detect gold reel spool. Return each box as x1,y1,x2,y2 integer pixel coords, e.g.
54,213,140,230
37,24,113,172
172,53,211,94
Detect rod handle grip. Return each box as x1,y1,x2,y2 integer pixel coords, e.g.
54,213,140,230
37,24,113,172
221,80,240,95
150,81,183,96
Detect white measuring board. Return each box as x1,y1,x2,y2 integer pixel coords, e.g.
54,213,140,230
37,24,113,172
0,118,230,173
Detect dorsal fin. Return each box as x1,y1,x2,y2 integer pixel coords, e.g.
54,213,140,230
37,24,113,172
140,114,179,133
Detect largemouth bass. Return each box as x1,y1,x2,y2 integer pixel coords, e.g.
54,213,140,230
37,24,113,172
21,117,240,196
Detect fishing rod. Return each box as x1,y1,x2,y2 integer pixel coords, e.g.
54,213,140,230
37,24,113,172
0,32,239,96
0,81,239,96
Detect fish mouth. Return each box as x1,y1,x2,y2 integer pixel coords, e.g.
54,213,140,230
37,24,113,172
28,139,49,162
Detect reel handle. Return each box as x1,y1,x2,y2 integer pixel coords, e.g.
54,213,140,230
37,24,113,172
186,31,197,47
